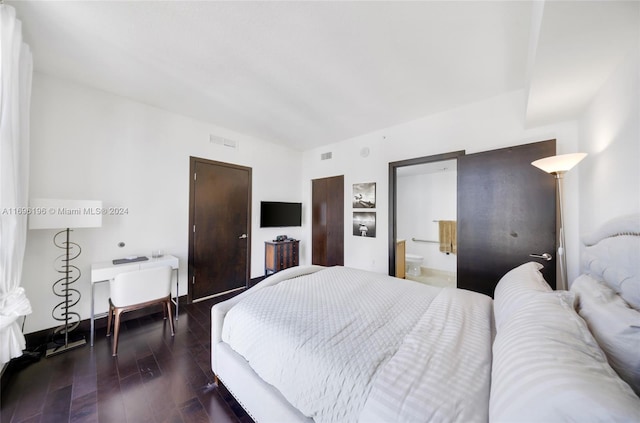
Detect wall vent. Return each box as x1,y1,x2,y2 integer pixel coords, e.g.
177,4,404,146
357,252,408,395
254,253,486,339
210,134,238,149
321,152,332,160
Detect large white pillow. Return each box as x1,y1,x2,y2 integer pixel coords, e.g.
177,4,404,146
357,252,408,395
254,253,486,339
493,262,552,330
571,274,640,395
581,214,640,311
490,288,640,422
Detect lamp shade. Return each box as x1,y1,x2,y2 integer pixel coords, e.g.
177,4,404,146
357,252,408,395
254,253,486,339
29,199,102,229
531,153,587,174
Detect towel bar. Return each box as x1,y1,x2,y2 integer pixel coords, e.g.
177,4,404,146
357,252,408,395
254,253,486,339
411,237,439,243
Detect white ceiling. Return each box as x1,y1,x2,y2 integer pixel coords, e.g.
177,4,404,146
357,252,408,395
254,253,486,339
8,1,639,151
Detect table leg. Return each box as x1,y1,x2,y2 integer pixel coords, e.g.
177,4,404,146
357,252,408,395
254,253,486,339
175,268,179,320
90,282,95,347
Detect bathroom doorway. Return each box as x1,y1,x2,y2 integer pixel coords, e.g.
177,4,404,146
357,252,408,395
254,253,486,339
388,151,464,287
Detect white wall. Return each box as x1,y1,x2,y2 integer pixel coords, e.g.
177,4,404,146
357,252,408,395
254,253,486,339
22,73,304,333
301,89,581,281
578,50,639,236
397,170,457,273
25,51,635,334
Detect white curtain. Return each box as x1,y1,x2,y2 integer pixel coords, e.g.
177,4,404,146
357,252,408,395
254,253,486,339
0,4,33,365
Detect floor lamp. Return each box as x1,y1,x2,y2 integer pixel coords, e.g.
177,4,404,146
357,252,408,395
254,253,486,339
531,153,586,291
29,198,102,357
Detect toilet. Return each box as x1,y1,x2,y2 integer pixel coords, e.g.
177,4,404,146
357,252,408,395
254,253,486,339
405,253,423,276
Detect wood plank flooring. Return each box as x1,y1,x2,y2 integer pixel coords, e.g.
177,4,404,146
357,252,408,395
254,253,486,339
1,295,252,423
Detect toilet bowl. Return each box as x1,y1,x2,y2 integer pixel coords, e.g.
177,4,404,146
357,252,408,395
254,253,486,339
405,253,423,276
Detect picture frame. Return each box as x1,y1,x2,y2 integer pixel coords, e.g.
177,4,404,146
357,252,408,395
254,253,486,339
353,212,376,237
353,182,376,208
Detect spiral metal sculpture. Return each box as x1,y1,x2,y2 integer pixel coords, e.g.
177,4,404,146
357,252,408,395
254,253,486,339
48,228,84,354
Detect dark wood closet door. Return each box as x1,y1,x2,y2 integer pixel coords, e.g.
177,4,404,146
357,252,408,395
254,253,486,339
326,175,345,266
189,158,251,302
312,175,344,266
457,140,556,296
312,178,329,265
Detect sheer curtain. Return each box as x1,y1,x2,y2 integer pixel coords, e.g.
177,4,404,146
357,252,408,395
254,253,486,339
0,4,33,365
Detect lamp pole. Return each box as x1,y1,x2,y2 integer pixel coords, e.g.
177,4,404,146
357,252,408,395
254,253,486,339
531,152,587,291
554,171,568,291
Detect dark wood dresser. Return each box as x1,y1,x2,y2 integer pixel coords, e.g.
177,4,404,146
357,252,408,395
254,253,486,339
264,240,299,276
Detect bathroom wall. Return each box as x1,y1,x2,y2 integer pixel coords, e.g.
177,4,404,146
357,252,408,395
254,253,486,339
396,162,457,273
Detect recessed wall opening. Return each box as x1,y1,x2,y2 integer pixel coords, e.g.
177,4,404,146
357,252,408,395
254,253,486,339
388,151,465,288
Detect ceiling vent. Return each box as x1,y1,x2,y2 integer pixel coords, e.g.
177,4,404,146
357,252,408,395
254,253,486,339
321,152,332,160
210,134,238,149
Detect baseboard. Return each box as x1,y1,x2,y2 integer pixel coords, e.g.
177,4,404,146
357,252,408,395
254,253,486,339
249,275,266,288
4,287,257,391
23,294,190,351
19,281,264,355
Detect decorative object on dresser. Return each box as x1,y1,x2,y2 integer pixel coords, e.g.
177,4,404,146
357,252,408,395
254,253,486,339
264,239,299,276
28,198,102,357
531,152,587,290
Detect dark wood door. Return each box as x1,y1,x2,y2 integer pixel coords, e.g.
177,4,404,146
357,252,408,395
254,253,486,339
457,140,556,296
312,175,344,266
189,157,251,301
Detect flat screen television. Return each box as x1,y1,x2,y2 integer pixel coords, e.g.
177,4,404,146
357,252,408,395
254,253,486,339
260,201,302,227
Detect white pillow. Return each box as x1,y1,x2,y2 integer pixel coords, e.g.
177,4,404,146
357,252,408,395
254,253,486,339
571,274,640,395
493,262,552,330
491,288,640,422
582,234,640,310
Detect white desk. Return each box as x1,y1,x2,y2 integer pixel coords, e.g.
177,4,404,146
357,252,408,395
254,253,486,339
90,255,179,346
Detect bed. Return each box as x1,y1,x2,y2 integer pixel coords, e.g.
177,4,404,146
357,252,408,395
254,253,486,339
211,214,640,422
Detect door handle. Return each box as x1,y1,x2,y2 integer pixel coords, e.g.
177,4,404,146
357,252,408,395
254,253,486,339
238,234,247,239
529,252,552,261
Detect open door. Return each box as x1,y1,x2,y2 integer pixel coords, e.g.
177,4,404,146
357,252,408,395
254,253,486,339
457,140,557,296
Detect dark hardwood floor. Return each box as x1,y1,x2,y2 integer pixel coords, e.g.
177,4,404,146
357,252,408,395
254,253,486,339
1,295,252,423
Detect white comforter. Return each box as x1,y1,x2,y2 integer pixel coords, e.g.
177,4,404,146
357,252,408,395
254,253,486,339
221,266,493,423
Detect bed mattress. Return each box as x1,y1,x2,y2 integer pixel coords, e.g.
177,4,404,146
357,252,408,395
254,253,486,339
221,266,494,423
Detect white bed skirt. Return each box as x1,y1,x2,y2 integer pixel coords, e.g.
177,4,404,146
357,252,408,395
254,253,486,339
215,342,312,423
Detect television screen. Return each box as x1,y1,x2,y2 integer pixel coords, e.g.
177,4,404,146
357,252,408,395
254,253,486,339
260,201,302,227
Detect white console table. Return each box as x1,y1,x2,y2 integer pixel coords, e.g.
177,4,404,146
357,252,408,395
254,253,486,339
90,255,179,347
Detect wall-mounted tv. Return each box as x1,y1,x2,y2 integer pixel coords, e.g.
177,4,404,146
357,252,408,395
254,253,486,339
260,201,302,227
